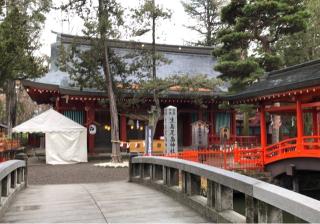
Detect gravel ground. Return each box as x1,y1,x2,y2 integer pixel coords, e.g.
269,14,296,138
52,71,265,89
27,157,129,185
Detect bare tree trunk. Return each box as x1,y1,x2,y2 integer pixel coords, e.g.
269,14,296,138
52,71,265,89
103,48,121,162
98,0,121,162
242,111,249,136
150,0,161,139
5,79,17,138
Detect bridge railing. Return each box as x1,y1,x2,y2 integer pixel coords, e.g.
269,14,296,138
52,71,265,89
209,135,259,148
165,148,263,171
130,156,320,223
0,158,27,217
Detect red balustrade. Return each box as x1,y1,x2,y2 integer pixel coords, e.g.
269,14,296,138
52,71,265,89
0,139,21,162
208,135,259,148
164,147,263,171
162,136,320,172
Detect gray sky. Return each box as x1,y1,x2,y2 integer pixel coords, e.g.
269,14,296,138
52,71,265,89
39,0,201,57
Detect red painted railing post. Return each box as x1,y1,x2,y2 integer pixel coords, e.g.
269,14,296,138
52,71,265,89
296,99,304,151
234,142,239,163
260,105,267,166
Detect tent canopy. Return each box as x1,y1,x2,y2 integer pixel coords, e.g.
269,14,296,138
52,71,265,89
13,108,87,165
13,108,85,133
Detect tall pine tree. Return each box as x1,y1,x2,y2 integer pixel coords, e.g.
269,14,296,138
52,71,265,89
214,0,310,92
59,0,125,162
277,0,320,66
182,0,223,46
0,0,50,136
131,0,171,139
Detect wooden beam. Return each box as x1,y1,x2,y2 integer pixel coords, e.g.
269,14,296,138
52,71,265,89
265,101,320,113
302,101,320,108
265,105,295,112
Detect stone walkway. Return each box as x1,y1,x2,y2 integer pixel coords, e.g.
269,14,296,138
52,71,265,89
1,181,208,223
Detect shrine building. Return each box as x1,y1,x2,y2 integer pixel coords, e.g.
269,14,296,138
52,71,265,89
22,33,238,154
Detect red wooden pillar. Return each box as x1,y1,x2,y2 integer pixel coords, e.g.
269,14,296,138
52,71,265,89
296,99,304,151
260,105,267,163
86,106,95,154
312,110,318,136
208,111,215,145
120,114,127,142
55,97,61,112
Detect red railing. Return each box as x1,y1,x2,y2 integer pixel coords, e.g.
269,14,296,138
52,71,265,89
0,139,21,162
163,136,320,172
263,136,320,164
208,135,259,148
165,147,263,171
264,138,297,164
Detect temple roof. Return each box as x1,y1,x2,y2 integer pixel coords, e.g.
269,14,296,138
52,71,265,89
225,59,320,101
33,33,221,91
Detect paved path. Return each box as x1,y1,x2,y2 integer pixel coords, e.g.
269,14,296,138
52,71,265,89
1,181,208,223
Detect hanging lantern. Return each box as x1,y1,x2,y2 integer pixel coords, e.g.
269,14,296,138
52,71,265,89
104,125,111,131
128,119,134,126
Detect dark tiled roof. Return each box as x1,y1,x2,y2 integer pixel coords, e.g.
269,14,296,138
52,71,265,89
225,59,320,101
37,33,221,92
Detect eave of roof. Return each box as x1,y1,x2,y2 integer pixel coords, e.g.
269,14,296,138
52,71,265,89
224,59,320,101
22,79,222,100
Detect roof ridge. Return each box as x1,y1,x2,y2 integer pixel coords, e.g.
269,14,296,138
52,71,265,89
54,32,215,54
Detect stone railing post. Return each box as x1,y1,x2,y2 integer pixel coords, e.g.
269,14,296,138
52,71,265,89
207,180,214,208
269,206,283,223
167,168,179,187
11,169,17,189
142,163,152,179
214,183,233,212
183,172,201,196
152,165,163,181
245,195,257,223
128,153,138,182
2,175,11,197
15,153,28,187
17,168,21,184
163,166,168,185
258,200,283,223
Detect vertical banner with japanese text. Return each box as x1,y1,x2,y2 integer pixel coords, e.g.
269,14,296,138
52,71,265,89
164,106,178,154
145,125,153,155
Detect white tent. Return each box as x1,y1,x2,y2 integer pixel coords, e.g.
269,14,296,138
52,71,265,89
13,109,87,165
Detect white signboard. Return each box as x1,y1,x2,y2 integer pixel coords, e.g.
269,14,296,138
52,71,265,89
145,125,153,155
164,106,178,154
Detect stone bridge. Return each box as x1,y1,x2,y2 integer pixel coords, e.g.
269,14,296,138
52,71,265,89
0,156,320,223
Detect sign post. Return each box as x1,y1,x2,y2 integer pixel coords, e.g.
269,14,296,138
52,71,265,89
164,106,178,154
145,125,153,155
